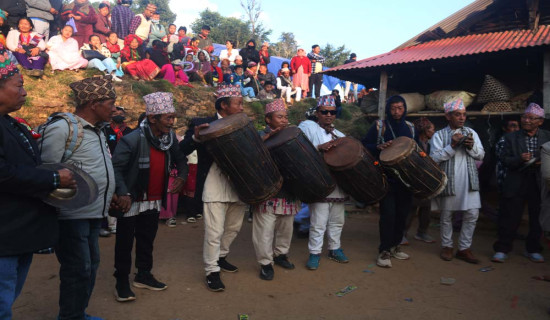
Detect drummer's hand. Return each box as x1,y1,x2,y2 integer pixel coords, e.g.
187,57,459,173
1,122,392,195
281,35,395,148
168,177,185,194
376,140,393,150
193,123,210,141
117,195,132,213
451,133,464,148
463,136,474,150
57,169,76,189
262,127,283,141
521,152,532,162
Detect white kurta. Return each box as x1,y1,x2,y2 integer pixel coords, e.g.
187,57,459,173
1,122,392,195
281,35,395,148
430,127,485,211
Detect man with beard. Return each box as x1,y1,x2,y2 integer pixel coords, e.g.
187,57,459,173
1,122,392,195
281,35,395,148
431,99,485,264
299,95,349,270
111,92,188,302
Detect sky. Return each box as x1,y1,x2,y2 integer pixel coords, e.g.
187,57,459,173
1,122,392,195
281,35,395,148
167,0,477,59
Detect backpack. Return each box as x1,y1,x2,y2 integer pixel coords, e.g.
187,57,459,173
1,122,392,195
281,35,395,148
37,113,84,162
376,119,415,145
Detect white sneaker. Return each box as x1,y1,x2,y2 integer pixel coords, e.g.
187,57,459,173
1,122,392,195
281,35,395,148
112,75,122,82
244,96,252,102
377,251,392,268
390,246,410,260
166,218,177,228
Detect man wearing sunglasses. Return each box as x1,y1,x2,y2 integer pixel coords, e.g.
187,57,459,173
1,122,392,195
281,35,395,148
493,103,550,263
298,95,349,270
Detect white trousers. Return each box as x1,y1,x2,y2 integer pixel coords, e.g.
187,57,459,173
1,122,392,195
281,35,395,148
344,81,358,101
203,202,246,274
281,87,301,103
252,211,294,265
308,202,345,254
440,209,479,250
31,19,50,41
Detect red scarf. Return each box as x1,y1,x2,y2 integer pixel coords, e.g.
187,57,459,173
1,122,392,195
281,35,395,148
105,41,121,53
111,123,127,141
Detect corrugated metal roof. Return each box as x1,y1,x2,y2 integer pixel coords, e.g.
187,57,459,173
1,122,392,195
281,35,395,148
326,25,550,73
396,0,494,49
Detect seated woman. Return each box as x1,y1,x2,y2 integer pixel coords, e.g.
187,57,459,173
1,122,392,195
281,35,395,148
186,50,213,86
103,31,125,77
47,25,88,72
219,40,239,65
184,37,200,56
220,58,232,78
120,34,160,81
6,17,47,76
80,34,122,81
210,56,223,85
146,40,190,86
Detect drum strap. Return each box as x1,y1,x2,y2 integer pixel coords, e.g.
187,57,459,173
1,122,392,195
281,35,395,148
376,120,415,144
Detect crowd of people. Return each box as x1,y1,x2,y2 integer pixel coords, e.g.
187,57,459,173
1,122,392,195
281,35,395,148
2,1,550,320
0,0,356,102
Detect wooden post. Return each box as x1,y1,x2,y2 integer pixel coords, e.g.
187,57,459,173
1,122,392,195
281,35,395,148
378,71,388,119
544,50,550,118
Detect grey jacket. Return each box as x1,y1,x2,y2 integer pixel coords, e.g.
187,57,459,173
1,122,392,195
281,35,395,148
38,115,116,220
26,0,54,21
112,129,188,205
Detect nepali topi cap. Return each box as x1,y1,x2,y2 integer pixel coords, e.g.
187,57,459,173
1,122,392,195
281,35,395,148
317,95,336,108
444,98,465,114
143,92,175,115
265,99,286,115
0,43,19,80
216,84,242,101
69,75,116,107
525,102,544,118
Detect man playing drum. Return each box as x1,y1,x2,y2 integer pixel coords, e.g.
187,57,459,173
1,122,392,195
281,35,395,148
363,95,416,268
252,99,301,280
430,99,485,264
179,84,246,292
299,95,349,270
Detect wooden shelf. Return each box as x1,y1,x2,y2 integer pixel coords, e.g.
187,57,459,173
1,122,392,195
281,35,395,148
364,111,523,117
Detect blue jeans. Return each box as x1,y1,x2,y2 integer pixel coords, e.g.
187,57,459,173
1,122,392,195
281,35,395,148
294,203,311,233
56,219,101,320
0,253,33,320
241,87,255,98
87,58,122,76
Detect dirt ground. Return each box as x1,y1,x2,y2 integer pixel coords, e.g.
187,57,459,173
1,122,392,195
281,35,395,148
12,208,550,320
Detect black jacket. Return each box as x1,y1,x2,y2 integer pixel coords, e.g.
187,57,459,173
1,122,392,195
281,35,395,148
102,124,133,155
179,115,218,201
0,0,27,28
501,128,550,197
239,39,260,69
112,129,188,206
0,115,58,257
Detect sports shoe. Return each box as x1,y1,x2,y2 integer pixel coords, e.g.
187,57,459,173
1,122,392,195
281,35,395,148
115,277,136,302
328,248,349,263
205,272,225,292
109,227,117,234
414,233,435,243
99,228,111,237
186,217,197,223
196,214,203,220
377,251,392,268
455,248,480,264
259,264,274,280
273,254,295,269
306,254,321,270
400,236,409,245
218,257,238,272
390,246,410,260
244,96,252,102
440,247,453,261
166,218,177,227
525,252,545,263
111,75,122,82
133,271,167,291
491,252,508,263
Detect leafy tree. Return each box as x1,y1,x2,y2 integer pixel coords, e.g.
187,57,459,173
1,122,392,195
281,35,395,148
271,32,298,58
191,9,271,48
320,43,351,68
134,0,176,25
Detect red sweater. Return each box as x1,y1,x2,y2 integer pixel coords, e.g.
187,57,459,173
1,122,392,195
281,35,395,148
290,56,311,75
